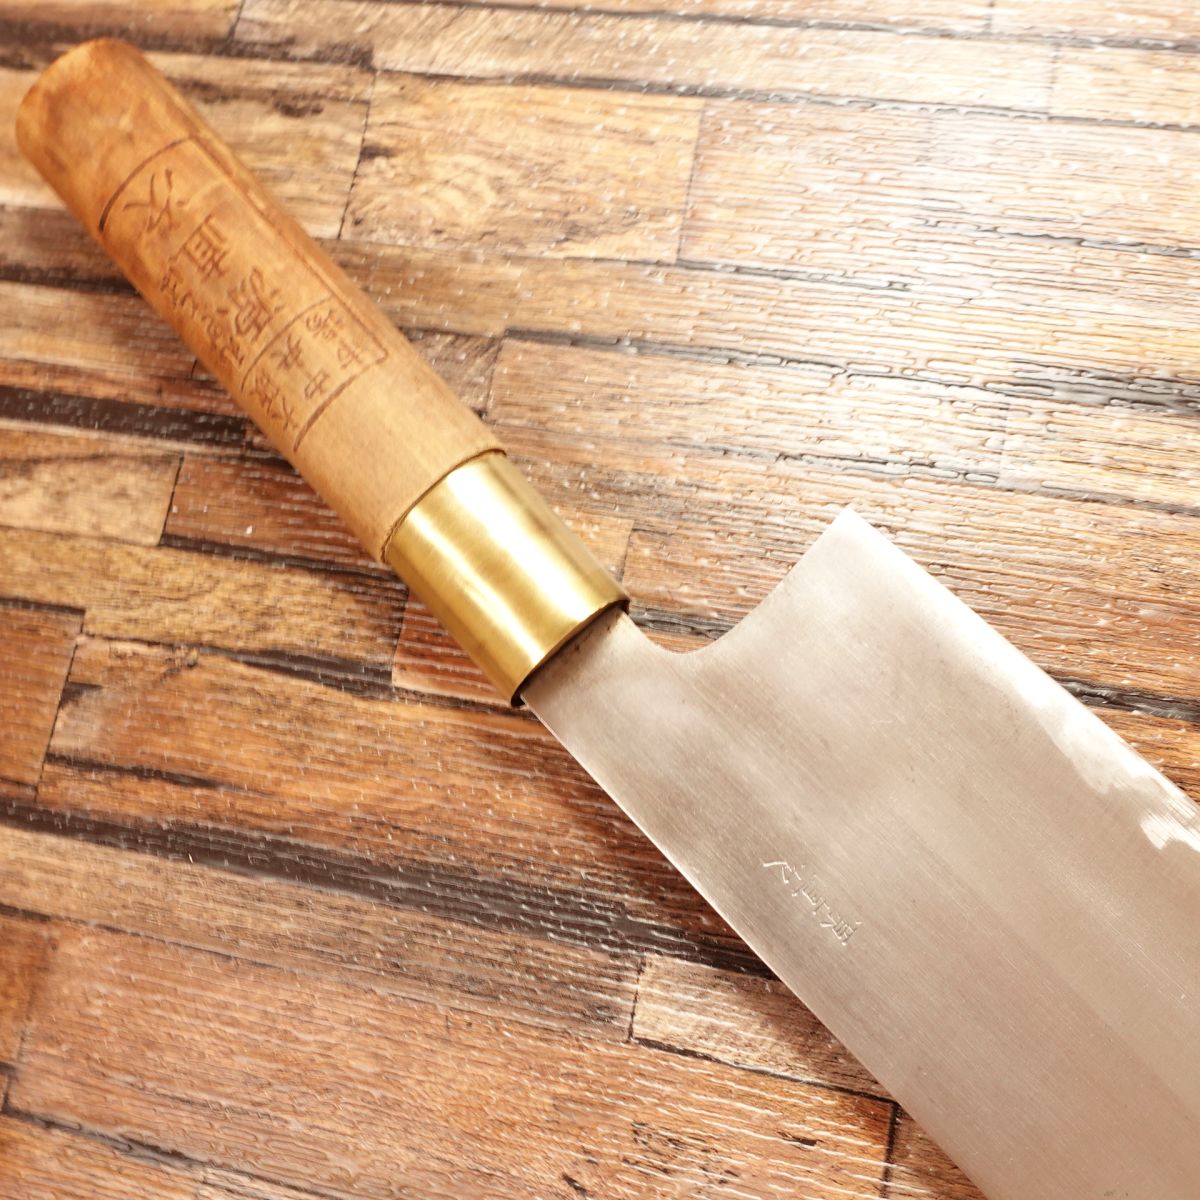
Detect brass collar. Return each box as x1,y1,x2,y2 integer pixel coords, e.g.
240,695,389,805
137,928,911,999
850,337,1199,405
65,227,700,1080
385,452,627,703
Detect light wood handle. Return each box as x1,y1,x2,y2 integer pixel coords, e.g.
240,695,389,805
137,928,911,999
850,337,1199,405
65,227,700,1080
16,38,500,559
17,39,626,700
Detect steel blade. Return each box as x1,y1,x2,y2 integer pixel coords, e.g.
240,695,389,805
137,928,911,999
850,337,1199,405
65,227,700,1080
523,508,1200,1200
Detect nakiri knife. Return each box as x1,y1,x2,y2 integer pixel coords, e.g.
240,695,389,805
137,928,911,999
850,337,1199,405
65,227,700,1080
16,38,1200,1199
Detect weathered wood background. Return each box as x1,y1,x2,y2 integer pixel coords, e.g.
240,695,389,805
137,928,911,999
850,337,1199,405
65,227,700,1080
1,2,1199,1196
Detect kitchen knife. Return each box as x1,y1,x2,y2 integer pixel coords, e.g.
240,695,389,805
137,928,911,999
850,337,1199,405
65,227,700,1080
16,38,1200,1199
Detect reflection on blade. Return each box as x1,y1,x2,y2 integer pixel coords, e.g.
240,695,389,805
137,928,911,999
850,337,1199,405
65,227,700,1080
524,508,1200,1200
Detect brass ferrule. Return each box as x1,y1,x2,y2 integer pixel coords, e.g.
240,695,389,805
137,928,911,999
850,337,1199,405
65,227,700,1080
384,452,627,703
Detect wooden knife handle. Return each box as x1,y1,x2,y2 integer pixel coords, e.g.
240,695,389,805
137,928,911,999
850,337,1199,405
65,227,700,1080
17,39,625,700
16,37,498,560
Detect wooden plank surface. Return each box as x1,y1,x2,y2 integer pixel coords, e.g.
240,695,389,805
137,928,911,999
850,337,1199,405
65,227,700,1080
344,75,701,259
15,927,893,1198
0,607,79,791
238,0,1053,108
1,4,1198,1199
991,0,1200,42
0,1115,198,1200
0,917,48,1066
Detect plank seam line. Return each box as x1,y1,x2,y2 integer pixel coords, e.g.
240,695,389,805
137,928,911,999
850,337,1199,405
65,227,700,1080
631,1034,892,1105
877,1102,902,1199
158,455,186,548
363,65,1062,120
625,952,646,1043
30,620,83,802
337,70,377,240
672,103,707,268
227,0,251,42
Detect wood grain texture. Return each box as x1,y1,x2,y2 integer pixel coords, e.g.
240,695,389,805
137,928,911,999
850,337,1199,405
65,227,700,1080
489,339,1010,476
0,0,239,42
889,1115,987,1200
0,426,179,543
0,283,198,390
0,917,48,1065
1100,708,1200,799
333,237,1200,415
684,101,1200,277
345,74,701,260
992,0,1200,42
0,72,56,211
615,472,1200,703
1,7,1198,1199
1,530,403,665
633,953,883,1097
0,1116,198,1200
0,607,79,790
43,636,728,954
0,1114,330,1200
0,823,638,1036
165,453,384,570
1052,46,1200,126
239,0,1052,109
420,0,994,28
485,361,1200,703
14,927,894,1199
